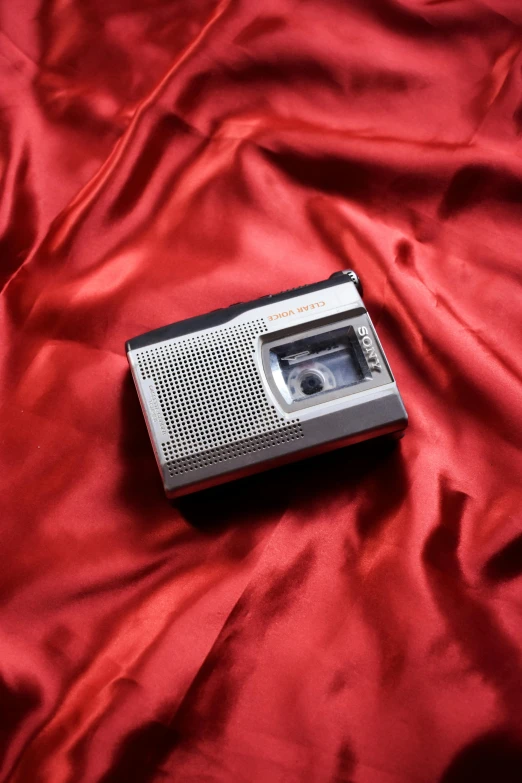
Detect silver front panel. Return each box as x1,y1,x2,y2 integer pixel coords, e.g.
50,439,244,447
127,280,407,496
133,318,303,481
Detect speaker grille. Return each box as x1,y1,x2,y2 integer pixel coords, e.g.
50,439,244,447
136,319,303,476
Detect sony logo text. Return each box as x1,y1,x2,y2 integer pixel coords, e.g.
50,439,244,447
268,301,325,321
357,327,381,371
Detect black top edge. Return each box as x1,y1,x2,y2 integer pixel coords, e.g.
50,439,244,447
126,273,359,352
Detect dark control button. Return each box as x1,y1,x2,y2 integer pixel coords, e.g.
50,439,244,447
272,284,309,297
329,269,363,297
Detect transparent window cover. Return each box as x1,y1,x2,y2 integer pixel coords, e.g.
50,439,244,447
269,326,372,404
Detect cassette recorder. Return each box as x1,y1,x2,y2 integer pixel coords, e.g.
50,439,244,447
126,271,407,498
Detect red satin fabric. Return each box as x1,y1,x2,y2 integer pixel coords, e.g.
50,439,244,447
1,1,522,781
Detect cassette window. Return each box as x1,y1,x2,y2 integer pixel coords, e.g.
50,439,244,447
268,325,372,405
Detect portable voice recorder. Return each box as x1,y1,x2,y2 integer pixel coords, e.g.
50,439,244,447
126,271,407,498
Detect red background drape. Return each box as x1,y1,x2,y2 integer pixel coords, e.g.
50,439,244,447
1,1,522,781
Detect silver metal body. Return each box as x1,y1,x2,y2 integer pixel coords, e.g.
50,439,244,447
126,275,407,498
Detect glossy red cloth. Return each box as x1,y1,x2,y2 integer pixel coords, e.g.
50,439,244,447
1,1,522,781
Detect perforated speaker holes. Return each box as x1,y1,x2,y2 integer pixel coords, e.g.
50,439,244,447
136,319,304,476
